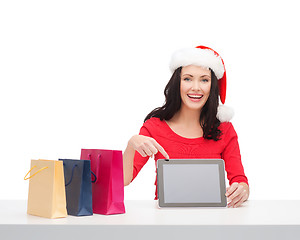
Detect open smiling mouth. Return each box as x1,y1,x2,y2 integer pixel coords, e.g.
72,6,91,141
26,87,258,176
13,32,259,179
187,94,203,99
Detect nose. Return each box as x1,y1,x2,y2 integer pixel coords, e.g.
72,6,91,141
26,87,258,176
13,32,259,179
191,80,201,91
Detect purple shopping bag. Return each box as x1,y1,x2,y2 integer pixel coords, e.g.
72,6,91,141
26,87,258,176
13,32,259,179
80,149,125,215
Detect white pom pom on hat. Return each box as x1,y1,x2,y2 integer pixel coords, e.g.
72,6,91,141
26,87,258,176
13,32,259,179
169,45,234,122
217,105,234,123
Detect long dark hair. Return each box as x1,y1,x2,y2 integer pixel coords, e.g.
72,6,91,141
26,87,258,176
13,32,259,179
144,67,222,141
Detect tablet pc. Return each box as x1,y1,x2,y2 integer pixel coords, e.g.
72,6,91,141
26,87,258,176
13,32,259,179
157,159,227,207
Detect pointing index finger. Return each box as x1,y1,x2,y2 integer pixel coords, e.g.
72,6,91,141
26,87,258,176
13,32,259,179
152,140,169,159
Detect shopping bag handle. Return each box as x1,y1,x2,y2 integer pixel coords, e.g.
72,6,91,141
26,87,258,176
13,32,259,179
24,166,48,180
64,164,78,186
88,153,101,183
64,163,97,186
91,171,97,183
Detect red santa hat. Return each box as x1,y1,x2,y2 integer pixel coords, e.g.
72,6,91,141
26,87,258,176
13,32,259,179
169,45,234,122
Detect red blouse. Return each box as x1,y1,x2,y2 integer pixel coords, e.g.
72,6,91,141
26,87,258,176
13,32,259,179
132,117,248,199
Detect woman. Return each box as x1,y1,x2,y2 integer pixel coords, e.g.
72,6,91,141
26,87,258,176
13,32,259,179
123,45,249,208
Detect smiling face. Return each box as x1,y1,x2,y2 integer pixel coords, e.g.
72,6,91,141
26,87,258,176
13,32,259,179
180,65,211,112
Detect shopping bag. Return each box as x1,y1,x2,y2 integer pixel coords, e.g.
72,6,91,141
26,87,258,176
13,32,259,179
80,149,125,215
59,159,95,216
24,159,67,218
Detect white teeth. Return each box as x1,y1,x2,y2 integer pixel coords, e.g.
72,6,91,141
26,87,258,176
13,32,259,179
188,95,203,99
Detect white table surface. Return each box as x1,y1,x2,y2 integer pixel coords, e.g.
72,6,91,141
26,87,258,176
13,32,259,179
1,200,300,240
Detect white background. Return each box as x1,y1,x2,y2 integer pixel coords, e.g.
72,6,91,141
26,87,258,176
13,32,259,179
1,0,299,201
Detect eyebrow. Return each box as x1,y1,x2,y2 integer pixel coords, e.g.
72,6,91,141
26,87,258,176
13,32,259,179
182,74,211,78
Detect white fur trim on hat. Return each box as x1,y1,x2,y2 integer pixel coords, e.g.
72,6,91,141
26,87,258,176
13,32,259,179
169,48,225,79
217,105,234,122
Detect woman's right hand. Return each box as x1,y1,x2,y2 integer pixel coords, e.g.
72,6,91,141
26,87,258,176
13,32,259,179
128,135,169,159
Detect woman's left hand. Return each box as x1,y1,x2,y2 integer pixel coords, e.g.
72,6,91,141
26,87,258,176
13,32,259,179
226,182,249,208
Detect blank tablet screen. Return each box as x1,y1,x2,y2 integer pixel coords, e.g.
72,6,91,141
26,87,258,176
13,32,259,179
157,159,227,207
163,164,221,203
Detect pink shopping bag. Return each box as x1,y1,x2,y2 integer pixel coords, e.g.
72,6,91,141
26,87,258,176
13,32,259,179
80,149,125,215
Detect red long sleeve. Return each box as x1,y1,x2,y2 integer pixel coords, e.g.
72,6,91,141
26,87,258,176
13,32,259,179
221,123,248,185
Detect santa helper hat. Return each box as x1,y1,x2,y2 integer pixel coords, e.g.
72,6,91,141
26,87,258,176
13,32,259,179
169,45,234,122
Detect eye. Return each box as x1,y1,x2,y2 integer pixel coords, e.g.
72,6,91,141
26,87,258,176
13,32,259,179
183,77,191,81
201,79,209,83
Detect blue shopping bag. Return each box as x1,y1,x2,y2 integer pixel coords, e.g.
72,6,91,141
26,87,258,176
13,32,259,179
59,159,95,216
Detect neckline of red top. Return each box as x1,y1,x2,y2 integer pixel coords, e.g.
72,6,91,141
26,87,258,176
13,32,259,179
161,120,206,144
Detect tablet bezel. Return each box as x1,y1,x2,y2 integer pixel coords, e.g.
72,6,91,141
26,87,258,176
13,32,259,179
157,159,227,207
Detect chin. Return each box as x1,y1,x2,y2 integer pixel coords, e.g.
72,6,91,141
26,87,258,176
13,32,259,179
185,104,205,111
